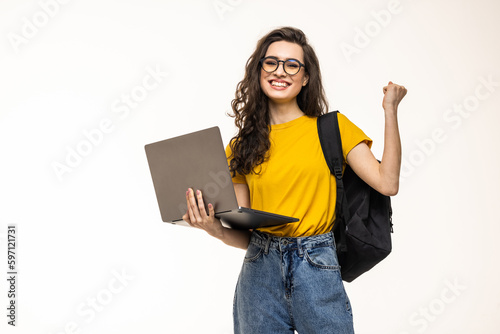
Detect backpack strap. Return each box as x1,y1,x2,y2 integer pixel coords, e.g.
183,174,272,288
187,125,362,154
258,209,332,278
317,111,349,252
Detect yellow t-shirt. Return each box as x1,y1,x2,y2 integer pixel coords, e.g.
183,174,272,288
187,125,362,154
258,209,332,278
225,113,372,237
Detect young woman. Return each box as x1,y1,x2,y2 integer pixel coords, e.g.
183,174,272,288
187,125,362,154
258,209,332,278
183,27,406,333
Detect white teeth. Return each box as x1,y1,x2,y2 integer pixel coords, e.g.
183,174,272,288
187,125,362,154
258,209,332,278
271,81,288,87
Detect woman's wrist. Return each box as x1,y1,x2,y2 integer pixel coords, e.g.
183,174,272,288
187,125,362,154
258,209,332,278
216,226,251,250
383,106,398,117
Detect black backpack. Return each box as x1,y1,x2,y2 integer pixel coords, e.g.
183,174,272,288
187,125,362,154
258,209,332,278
317,111,393,282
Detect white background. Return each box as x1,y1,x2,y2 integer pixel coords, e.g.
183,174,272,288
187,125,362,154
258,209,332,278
1,0,499,333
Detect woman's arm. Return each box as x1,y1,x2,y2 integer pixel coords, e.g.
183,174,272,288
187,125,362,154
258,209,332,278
182,184,252,250
346,81,407,196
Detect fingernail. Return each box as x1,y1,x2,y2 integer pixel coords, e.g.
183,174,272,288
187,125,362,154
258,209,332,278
197,190,201,195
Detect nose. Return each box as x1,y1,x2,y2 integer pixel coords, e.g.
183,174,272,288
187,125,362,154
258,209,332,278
274,60,287,76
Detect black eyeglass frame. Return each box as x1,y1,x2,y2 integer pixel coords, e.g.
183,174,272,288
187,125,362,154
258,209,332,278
259,56,306,75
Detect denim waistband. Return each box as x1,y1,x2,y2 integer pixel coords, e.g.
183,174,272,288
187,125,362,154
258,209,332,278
250,230,335,254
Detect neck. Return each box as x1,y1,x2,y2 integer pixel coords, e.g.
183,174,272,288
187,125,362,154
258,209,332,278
268,100,305,125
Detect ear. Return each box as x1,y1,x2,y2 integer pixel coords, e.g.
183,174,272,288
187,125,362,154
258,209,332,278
302,74,309,86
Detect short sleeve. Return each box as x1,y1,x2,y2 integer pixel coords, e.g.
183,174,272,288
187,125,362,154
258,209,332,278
337,112,373,161
225,142,247,184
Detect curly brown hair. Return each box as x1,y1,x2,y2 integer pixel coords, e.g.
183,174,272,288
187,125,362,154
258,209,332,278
228,27,329,176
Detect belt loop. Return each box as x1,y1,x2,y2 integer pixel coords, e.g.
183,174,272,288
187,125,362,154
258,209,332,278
330,231,336,249
264,234,271,255
297,237,303,257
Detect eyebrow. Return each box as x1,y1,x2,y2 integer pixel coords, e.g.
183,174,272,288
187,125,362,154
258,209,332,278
264,56,303,62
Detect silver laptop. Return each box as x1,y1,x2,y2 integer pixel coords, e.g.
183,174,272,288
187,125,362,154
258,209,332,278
144,126,299,229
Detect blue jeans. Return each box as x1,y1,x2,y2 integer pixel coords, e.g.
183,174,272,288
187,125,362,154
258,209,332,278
233,230,354,334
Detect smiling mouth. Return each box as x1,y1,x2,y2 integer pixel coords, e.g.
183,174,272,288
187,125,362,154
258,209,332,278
270,80,290,88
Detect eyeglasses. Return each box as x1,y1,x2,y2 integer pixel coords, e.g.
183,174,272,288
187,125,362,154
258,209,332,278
259,56,305,75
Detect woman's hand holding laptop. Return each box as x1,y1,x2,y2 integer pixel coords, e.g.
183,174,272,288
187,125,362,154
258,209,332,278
183,188,251,250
